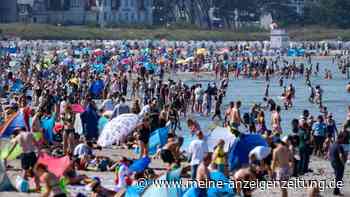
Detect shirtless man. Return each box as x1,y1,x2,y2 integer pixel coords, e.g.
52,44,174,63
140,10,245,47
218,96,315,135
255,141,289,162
233,166,257,197
271,140,293,197
224,102,234,127
159,134,184,169
196,153,212,196
5,127,40,191
230,101,243,128
271,106,282,134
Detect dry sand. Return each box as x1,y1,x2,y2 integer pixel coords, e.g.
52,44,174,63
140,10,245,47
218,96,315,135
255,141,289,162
2,146,350,197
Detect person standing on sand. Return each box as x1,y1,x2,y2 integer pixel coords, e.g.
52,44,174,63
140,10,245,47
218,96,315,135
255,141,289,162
230,101,243,129
329,132,347,196
196,153,212,196
61,104,76,156
271,140,293,197
212,95,222,121
187,118,201,136
224,102,234,127
188,131,208,180
233,167,257,197
137,116,151,158
111,97,130,118
312,115,327,157
194,84,204,113
271,106,282,134
212,140,225,174
264,83,269,97
5,127,41,191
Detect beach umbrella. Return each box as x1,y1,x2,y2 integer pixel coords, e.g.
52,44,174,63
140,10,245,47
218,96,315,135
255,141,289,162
71,104,85,113
144,62,157,71
94,49,103,56
248,146,271,161
10,79,24,93
200,63,213,71
196,48,207,55
185,56,195,62
121,58,130,65
91,64,104,73
176,59,186,64
62,57,72,65
97,113,140,147
220,48,230,54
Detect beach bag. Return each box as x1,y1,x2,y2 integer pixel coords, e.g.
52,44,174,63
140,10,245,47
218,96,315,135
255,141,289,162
15,176,29,192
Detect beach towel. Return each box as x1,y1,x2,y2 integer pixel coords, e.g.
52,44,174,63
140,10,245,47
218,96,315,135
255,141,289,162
74,113,83,135
37,153,71,177
41,114,55,143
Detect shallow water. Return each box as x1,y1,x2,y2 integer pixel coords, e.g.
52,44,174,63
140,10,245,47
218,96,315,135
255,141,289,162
180,57,350,149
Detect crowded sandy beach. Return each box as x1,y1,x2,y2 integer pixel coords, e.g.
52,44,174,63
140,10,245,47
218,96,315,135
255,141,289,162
0,40,350,197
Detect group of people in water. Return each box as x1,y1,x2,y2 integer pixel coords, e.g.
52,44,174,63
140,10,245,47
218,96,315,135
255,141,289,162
0,40,349,197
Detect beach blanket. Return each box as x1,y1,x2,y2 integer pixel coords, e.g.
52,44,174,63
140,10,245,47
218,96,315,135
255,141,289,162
37,153,71,177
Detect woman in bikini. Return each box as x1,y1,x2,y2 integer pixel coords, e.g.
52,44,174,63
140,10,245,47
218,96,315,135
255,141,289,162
35,163,66,197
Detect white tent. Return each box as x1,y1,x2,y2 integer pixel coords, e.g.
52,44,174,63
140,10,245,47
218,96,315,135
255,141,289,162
206,127,236,152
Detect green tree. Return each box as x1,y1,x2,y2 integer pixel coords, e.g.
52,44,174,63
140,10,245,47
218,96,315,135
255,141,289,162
319,0,350,28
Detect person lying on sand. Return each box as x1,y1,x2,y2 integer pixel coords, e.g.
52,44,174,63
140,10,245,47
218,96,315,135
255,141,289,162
35,163,67,197
87,177,117,197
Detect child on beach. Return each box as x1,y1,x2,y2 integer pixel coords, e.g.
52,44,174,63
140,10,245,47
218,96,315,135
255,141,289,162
212,140,225,174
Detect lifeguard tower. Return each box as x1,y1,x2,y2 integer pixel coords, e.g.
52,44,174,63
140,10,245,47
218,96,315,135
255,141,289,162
270,29,289,49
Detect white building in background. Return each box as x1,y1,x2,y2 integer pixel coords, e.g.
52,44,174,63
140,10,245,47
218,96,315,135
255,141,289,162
16,0,153,26
270,29,289,49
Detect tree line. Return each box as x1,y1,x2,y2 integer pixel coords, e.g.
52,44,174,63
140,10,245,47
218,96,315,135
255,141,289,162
152,0,350,29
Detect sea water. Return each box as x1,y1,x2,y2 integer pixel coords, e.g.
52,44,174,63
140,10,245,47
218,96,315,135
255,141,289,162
179,58,350,149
